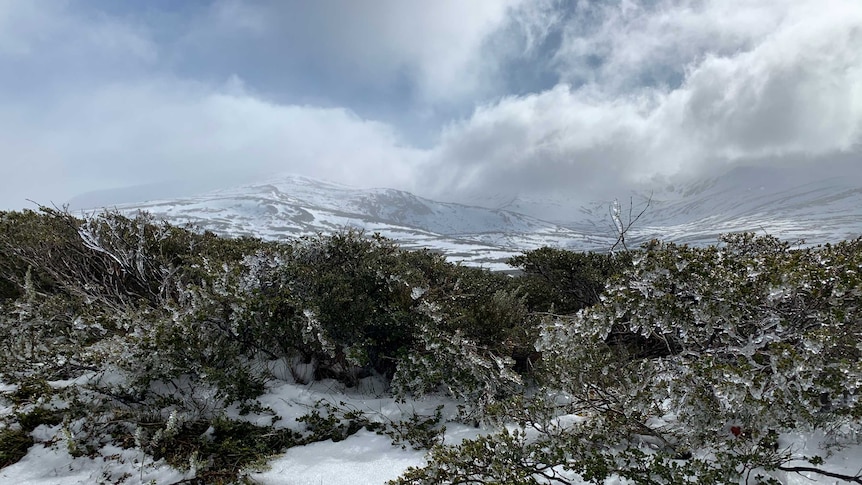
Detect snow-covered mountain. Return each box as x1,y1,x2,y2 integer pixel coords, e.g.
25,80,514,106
574,165,862,247
99,167,861,269
456,164,862,248
107,175,614,270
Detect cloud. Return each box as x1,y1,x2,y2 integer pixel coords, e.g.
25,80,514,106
670,2,862,160
0,0,161,209
1,0,860,213
180,0,527,106
0,78,425,208
0,1,156,72
0,1,428,209
424,85,651,200
423,0,862,201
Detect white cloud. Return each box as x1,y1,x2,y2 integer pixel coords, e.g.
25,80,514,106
423,0,862,201
507,0,565,55
135,83,412,181
190,0,526,104
553,0,791,90
1,77,425,208
0,1,429,209
671,2,862,160
425,85,651,199
2,0,860,212
0,0,156,63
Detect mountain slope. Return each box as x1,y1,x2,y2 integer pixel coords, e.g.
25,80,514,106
110,175,613,269
486,165,862,247
101,167,861,268
627,166,862,246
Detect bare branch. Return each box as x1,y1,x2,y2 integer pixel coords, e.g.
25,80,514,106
777,465,862,484
610,193,652,253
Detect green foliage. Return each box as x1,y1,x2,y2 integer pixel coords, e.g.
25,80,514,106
0,275,18,300
509,247,632,314
391,425,737,485
0,427,32,468
0,209,534,470
136,402,443,483
203,229,533,413
389,263,536,418
399,234,862,483
0,378,63,469
391,428,550,485
383,405,446,450
294,400,446,451
137,414,302,483
244,230,425,382
565,234,862,434
7,207,857,483
0,209,272,382
5,377,53,405
392,317,525,421
16,406,63,432
296,405,370,443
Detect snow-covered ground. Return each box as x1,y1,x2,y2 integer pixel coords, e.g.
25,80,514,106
4,373,862,485
0,371,473,485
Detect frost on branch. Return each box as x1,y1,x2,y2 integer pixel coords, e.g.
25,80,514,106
536,234,862,477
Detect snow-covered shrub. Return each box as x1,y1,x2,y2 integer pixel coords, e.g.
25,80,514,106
391,280,530,420
559,234,862,438
540,234,862,477
245,230,424,383
1,210,559,474
509,247,633,314
434,267,536,363
392,310,524,422
231,230,531,402
0,210,280,463
398,234,862,483
0,427,32,468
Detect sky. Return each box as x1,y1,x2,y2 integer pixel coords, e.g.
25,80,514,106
0,0,860,211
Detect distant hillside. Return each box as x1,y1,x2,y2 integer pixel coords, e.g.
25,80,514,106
478,164,862,247
88,166,862,268
107,175,613,270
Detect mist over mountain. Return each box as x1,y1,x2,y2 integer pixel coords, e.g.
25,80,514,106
68,182,212,210
579,163,862,247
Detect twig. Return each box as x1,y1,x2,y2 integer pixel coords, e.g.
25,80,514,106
610,193,652,253
776,465,862,483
